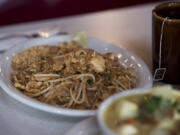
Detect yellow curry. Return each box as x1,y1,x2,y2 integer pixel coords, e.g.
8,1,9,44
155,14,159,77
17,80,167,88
104,86,180,135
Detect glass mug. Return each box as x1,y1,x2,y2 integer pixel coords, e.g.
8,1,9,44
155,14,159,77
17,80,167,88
152,2,180,84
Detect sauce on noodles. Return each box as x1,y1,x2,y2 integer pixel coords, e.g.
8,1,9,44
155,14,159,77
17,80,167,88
11,41,136,110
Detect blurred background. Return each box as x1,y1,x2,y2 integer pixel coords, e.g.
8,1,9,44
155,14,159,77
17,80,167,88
0,0,165,26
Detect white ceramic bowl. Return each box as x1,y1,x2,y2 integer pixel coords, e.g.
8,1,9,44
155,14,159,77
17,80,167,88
0,35,152,117
97,88,150,135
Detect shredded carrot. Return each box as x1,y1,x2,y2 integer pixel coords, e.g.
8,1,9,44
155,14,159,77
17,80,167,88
124,118,135,124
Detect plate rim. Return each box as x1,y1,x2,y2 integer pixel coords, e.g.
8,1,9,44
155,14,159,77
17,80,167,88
65,117,100,135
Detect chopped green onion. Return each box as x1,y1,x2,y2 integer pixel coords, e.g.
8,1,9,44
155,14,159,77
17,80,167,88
177,108,180,113
87,79,93,85
159,100,172,110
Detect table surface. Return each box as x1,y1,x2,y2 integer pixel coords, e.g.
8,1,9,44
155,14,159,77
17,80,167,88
0,2,158,135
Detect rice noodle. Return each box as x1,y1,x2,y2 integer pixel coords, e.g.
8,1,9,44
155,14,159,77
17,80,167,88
70,83,84,104
87,87,96,91
48,73,95,83
113,79,128,90
28,84,53,97
11,42,136,110
34,74,60,77
53,52,72,59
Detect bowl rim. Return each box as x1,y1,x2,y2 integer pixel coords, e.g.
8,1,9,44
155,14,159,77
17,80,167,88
0,35,152,117
97,87,180,135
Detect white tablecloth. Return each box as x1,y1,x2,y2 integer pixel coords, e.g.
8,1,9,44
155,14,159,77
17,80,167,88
0,2,159,135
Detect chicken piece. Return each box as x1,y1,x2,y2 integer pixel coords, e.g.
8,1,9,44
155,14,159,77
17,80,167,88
25,81,44,92
105,53,115,60
90,55,105,72
71,57,77,63
53,58,64,71
14,82,25,90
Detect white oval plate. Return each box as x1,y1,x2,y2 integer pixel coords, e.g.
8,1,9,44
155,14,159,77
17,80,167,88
0,35,152,117
65,117,101,135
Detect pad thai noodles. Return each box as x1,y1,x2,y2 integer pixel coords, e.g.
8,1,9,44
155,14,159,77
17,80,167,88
11,41,136,110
